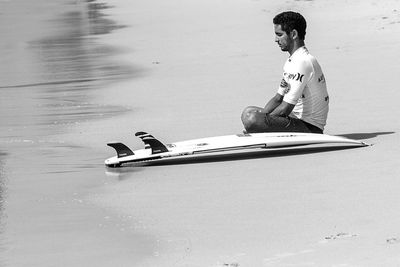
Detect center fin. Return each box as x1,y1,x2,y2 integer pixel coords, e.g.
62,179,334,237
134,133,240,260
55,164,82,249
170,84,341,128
135,131,169,154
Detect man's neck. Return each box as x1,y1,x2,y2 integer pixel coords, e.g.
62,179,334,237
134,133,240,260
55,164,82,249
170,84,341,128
289,41,305,56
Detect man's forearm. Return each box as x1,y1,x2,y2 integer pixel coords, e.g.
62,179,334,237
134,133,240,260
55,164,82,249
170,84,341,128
270,101,295,117
263,93,283,114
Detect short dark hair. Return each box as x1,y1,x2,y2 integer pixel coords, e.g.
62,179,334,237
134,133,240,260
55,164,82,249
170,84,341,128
273,11,307,40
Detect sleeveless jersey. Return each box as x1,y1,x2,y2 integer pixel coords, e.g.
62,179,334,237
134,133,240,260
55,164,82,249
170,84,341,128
277,46,329,130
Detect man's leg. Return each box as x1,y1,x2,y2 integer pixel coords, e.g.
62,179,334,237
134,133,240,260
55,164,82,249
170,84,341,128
241,106,311,133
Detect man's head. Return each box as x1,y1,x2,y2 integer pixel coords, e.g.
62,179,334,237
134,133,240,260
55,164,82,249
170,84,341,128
273,11,307,53
273,11,307,40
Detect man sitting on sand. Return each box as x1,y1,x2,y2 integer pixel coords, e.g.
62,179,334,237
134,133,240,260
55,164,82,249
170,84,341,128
241,11,329,134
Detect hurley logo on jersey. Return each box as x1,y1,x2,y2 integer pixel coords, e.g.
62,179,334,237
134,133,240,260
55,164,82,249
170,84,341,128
280,72,305,94
284,72,304,82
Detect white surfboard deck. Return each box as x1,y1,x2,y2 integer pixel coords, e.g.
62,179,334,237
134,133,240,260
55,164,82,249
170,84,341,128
105,132,368,167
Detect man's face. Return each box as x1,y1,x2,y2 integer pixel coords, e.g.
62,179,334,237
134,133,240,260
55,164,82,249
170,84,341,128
274,24,293,52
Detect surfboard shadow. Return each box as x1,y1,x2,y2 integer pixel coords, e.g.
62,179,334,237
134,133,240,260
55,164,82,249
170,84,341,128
142,144,366,166
337,131,394,140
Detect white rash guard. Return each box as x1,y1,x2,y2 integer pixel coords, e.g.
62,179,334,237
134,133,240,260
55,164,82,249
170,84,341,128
277,46,329,130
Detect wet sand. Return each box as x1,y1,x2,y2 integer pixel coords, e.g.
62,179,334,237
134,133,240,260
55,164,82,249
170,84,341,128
1,0,400,266
0,0,153,266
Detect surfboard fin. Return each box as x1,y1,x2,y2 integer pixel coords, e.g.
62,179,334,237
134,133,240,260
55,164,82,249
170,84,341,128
135,131,169,154
107,142,134,158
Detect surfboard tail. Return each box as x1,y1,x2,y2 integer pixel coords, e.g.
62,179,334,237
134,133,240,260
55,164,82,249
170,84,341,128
135,131,169,154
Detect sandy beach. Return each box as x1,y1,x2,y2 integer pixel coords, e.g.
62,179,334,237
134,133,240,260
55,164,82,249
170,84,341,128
1,0,400,266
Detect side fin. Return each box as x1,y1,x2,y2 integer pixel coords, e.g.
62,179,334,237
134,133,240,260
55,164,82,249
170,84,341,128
107,142,134,158
135,131,169,154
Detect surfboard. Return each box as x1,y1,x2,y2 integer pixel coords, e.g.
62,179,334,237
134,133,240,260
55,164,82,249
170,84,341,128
105,131,368,167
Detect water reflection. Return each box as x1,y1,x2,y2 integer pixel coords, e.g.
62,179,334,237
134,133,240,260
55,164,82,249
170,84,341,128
27,0,135,126
32,3,128,86
0,0,141,136
87,1,126,35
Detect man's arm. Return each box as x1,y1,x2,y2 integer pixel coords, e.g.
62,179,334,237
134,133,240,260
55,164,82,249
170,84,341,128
263,93,284,113
269,100,295,116
263,93,295,116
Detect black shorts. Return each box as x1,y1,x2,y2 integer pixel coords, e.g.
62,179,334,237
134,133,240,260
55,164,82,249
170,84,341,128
301,120,323,134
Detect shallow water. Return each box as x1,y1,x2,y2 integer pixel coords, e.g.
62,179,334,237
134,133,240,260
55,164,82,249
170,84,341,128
0,0,133,130
0,0,153,266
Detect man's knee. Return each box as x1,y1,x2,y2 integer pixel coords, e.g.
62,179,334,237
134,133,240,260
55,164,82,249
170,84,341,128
241,107,262,131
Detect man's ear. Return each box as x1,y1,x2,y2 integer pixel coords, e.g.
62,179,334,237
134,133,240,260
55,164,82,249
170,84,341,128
291,29,299,40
